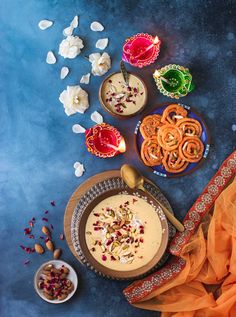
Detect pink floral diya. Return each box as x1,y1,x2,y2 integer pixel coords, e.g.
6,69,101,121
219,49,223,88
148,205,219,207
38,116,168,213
122,33,161,68
85,123,126,158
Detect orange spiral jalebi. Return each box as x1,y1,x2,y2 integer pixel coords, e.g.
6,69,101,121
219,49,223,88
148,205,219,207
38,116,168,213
141,138,164,166
176,118,202,137
140,114,163,139
179,136,204,163
161,104,188,124
157,124,183,151
162,150,189,173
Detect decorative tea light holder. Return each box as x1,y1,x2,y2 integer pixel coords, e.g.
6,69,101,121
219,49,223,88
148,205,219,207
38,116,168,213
122,33,161,68
85,123,126,158
153,64,194,99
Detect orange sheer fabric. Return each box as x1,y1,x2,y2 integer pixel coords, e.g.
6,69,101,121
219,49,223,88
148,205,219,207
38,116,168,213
132,177,236,317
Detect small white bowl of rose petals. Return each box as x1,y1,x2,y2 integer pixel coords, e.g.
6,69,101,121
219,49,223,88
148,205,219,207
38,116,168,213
34,260,78,304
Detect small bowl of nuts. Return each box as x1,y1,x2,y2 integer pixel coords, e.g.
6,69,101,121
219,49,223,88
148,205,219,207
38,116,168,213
34,260,78,304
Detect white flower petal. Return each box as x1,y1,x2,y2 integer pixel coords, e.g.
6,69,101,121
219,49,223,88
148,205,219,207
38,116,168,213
60,66,69,79
71,15,79,28
72,124,86,133
91,111,103,124
63,26,73,36
90,21,104,31
38,19,53,30
46,51,56,64
95,38,108,50
80,73,90,84
74,162,85,177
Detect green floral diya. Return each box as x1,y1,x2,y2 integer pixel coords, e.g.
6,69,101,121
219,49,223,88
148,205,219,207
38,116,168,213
153,64,194,99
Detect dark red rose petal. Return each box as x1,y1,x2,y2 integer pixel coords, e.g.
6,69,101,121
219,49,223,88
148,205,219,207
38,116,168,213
24,260,30,265
42,217,48,222
50,201,56,207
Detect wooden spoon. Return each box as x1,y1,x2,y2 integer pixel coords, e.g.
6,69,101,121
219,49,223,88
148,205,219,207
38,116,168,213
120,164,185,232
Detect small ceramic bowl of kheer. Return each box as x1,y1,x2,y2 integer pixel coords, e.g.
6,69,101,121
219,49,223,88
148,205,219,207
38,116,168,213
99,72,148,119
77,188,169,279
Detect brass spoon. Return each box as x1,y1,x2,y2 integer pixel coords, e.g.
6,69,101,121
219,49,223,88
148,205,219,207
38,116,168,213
120,164,185,232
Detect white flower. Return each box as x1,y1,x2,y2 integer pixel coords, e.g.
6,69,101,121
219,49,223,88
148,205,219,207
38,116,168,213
89,52,111,76
59,35,84,59
59,85,89,116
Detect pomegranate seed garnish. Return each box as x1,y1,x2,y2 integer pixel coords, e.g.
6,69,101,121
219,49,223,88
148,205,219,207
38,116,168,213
42,217,48,222
102,255,107,261
60,233,64,240
24,260,30,265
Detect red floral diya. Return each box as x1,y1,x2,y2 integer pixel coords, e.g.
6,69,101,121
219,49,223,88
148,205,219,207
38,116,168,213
85,123,126,158
122,33,161,68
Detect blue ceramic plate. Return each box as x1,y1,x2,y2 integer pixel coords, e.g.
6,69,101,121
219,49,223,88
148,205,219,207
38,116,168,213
135,103,210,178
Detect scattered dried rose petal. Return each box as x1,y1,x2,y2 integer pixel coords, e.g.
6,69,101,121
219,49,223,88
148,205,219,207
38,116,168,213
26,247,31,254
72,124,86,134
42,217,48,222
20,245,26,250
44,210,49,214
46,51,56,64
24,228,31,235
50,201,56,206
80,73,90,84
91,111,103,124
29,234,34,239
95,38,108,50
60,233,64,240
31,248,35,252
38,19,53,30
24,260,30,265
60,66,69,79
90,21,104,31
39,236,44,239
50,224,54,230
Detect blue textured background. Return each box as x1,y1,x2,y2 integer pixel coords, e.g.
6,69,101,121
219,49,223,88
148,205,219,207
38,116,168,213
0,1,235,316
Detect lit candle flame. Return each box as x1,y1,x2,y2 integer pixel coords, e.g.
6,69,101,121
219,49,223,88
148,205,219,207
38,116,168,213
106,137,126,153
118,137,126,153
153,36,159,44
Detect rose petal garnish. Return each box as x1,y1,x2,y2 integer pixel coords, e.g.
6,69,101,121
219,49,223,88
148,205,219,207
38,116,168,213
38,19,53,30
42,217,48,222
60,233,64,240
20,245,26,250
72,124,86,134
91,111,103,124
60,66,69,79
95,38,108,50
80,73,90,84
50,224,54,230
90,21,104,31
46,51,56,64
24,260,30,265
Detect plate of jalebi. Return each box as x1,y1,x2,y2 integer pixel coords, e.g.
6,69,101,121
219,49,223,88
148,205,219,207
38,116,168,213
135,103,210,177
